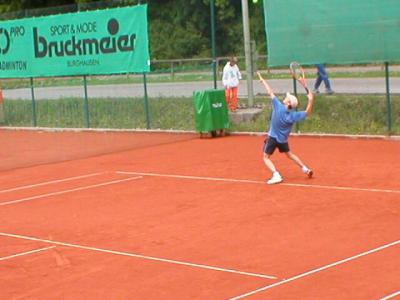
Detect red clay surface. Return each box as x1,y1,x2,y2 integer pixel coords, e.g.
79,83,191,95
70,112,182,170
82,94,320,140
0,129,399,299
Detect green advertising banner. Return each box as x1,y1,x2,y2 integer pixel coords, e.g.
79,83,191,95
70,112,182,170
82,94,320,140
0,5,150,78
263,0,400,67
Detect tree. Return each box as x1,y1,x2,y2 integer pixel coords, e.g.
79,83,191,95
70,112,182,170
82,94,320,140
149,0,211,59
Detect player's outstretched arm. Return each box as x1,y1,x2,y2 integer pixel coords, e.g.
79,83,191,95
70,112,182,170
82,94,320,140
257,71,275,98
305,89,314,116
298,77,310,94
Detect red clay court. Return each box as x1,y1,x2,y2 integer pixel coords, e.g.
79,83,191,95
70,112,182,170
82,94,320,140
0,129,399,299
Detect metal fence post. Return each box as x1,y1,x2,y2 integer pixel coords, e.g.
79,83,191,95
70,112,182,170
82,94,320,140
83,75,90,128
30,77,37,127
241,0,254,107
384,62,392,134
143,73,151,129
210,0,217,89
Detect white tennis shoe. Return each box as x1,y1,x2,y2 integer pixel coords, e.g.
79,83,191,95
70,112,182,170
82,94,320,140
267,172,283,185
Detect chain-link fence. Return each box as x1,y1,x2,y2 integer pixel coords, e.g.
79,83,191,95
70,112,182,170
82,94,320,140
2,63,399,136
0,2,399,136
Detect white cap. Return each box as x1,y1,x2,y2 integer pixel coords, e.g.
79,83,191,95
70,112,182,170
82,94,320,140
285,92,298,108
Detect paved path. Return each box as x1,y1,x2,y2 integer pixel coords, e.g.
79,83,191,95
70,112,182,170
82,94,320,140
3,77,400,100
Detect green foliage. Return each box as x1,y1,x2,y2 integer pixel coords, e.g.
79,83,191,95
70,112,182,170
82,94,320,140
149,0,212,58
298,94,399,135
0,1,22,14
150,18,209,59
233,94,400,135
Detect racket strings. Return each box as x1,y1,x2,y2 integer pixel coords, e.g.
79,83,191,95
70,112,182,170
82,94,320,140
290,62,304,80
293,69,302,79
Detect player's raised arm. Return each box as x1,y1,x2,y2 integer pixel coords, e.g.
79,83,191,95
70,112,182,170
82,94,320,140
305,88,314,116
257,71,275,99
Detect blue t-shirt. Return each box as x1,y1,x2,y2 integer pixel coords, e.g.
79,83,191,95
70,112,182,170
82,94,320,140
268,97,307,143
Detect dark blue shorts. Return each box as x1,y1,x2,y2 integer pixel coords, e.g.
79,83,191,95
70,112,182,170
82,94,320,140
263,136,290,155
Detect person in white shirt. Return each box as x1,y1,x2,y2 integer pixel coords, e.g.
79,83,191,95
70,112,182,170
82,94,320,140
222,56,242,112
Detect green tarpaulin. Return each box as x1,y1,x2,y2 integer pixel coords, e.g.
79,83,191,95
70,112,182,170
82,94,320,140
193,89,229,133
263,0,400,66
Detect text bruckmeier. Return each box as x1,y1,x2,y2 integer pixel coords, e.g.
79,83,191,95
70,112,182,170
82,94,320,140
33,21,136,58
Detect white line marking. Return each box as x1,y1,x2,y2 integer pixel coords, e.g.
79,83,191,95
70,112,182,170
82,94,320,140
0,232,277,280
380,290,400,300
283,182,400,194
0,172,103,194
229,239,400,299
116,171,400,194
0,246,55,262
117,171,262,184
0,176,142,207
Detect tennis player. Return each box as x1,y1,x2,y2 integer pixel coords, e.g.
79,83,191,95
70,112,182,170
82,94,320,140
257,71,314,184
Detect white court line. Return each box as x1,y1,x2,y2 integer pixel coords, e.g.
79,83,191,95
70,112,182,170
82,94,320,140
0,232,277,280
380,290,400,300
0,176,142,207
116,171,400,195
0,172,103,194
0,246,55,262
117,171,262,184
229,239,400,299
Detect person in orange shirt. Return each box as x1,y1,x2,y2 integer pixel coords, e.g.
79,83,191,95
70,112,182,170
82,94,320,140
222,56,242,112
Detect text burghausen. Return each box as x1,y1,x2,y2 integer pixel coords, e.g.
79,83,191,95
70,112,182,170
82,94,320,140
33,19,136,58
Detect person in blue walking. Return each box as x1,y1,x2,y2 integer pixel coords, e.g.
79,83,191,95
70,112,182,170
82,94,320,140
257,71,314,184
314,64,334,94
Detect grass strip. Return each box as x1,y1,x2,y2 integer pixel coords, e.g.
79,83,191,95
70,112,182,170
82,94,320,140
2,94,399,135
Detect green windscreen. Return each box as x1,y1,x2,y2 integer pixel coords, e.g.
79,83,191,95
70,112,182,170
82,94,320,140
0,5,150,78
263,0,400,67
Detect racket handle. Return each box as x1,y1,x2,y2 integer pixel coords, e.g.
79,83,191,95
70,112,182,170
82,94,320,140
304,86,310,94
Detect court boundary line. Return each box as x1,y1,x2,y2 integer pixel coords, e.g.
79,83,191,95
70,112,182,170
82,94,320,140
2,126,400,141
0,172,103,194
229,239,400,299
0,246,56,262
0,176,142,207
116,171,400,195
0,232,277,280
380,290,400,300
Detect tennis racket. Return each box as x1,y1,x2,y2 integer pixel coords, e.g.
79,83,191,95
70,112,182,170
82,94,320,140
289,61,309,93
